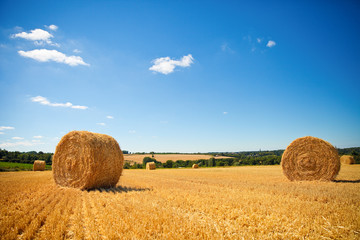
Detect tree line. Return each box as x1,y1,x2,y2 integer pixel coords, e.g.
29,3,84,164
1,146,359,168
0,149,53,165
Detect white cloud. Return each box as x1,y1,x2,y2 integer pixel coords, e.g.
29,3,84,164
12,137,24,140
33,135,43,139
18,49,89,66
257,38,262,43
106,116,114,119
97,123,106,126
0,132,4,135
149,54,194,74
223,112,228,115
0,141,43,148
266,40,276,48
73,49,81,53
31,96,88,110
48,25,58,31
0,126,15,131
12,28,58,46
13,28,53,42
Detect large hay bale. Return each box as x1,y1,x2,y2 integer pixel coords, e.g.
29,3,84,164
52,131,124,190
33,160,45,171
340,155,355,165
281,136,340,181
146,162,156,170
192,164,199,168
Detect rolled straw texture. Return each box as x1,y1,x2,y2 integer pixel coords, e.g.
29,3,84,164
33,160,45,171
146,162,156,170
52,131,124,190
281,136,340,181
192,164,199,168
340,155,355,164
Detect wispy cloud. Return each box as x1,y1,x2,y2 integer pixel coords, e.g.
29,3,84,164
97,123,106,126
18,49,89,66
73,49,81,53
129,130,136,134
221,43,235,54
0,132,4,135
31,96,88,110
0,126,15,131
149,54,194,74
106,116,114,119
266,40,276,48
12,137,24,140
48,25,58,31
33,135,43,139
257,38,262,43
223,112,228,115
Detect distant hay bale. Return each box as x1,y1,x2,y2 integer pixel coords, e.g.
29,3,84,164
340,155,355,165
192,164,199,168
146,162,156,170
52,131,124,190
33,160,45,171
281,136,340,181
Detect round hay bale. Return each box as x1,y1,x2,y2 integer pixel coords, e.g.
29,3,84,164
33,160,46,171
146,162,156,170
192,164,199,168
281,136,340,181
340,155,355,165
52,131,124,190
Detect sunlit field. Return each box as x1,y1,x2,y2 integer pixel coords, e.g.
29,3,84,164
123,154,233,163
0,165,359,239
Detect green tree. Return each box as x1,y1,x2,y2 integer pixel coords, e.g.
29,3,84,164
164,160,173,168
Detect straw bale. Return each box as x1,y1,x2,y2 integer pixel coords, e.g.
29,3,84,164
281,136,340,181
52,131,124,190
192,164,199,168
146,162,156,170
340,155,355,165
33,160,45,171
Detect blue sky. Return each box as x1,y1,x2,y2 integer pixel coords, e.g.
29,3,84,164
0,0,359,153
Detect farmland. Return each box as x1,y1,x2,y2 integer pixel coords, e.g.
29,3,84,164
0,162,51,172
0,165,359,239
124,153,233,163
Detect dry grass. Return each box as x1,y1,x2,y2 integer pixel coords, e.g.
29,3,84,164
124,154,232,163
0,165,359,239
281,136,340,181
52,131,124,190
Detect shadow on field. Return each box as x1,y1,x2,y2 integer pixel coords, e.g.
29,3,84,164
333,179,360,183
88,185,151,193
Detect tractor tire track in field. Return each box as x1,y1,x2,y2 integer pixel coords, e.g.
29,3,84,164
1,188,58,239
17,189,65,239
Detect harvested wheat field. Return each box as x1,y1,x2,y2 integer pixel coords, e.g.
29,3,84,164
0,165,359,239
124,154,232,163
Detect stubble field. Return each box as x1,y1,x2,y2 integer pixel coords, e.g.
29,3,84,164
0,165,359,239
